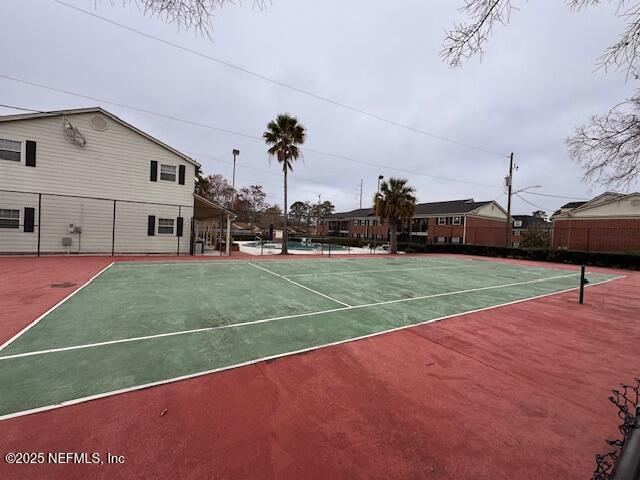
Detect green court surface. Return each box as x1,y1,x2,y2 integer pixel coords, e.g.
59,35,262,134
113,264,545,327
0,256,618,419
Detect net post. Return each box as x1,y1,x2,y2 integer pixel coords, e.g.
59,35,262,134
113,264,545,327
579,264,586,304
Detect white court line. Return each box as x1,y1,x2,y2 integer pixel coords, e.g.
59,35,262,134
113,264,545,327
0,271,596,361
248,262,352,307
0,262,115,352
284,264,482,277
112,256,462,268
0,275,623,422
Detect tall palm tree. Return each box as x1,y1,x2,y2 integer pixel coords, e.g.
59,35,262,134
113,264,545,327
374,178,417,254
263,113,306,254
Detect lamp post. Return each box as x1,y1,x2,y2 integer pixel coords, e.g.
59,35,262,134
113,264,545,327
377,175,384,193
226,149,240,255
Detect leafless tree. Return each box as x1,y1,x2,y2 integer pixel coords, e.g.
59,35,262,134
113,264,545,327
568,96,640,188
107,0,268,37
443,0,640,188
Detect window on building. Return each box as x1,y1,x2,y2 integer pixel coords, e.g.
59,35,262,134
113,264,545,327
437,217,446,225
158,218,175,234
452,216,461,225
451,236,461,244
160,164,177,182
0,139,21,162
512,229,522,236
513,220,523,227
513,242,520,248
437,236,446,243
0,209,20,229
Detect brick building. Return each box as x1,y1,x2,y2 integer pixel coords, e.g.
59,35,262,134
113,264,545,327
551,192,640,253
318,199,508,247
510,215,552,247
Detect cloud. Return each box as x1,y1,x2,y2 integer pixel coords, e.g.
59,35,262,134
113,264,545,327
0,0,633,215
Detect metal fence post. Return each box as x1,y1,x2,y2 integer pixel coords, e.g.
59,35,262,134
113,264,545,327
177,205,181,256
111,200,116,256
37,193,42,257
579,265,586,304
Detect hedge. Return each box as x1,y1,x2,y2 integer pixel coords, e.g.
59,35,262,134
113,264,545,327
398,242,640,270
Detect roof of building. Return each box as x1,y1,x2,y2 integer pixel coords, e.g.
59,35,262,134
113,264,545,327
326,199,500,219
414,199,490,215
512,215,552,229
0,107,200,167
552,192,640,220
560,201,587,210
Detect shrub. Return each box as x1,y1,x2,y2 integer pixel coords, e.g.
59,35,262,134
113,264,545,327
397,243,640,270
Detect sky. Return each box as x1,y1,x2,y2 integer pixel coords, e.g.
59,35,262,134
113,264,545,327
0,0,634,215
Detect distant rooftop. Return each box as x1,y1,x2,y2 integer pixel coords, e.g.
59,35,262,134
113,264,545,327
326,199,495,219
560,201,587,210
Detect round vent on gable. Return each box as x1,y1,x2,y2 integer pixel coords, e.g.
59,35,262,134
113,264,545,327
90,115,109,132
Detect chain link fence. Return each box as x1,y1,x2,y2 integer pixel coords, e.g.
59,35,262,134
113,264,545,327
593,377,640,480
553,227,640,254
0,189,192,255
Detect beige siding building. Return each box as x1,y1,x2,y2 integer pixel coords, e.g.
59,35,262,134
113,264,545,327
0,107,199,254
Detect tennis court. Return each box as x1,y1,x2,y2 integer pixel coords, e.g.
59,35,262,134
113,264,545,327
0,255,619,420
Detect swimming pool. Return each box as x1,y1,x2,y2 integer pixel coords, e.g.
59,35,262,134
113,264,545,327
243,241,348,251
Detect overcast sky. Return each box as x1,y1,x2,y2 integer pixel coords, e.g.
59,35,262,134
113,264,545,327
0,0,633,214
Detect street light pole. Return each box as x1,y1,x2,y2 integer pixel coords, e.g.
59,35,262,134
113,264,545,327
226,149,239,256
377,175,384,194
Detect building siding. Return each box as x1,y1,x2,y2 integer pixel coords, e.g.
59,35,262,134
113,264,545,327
0,111,194,254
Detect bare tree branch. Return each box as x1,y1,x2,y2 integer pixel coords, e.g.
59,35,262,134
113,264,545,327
444,1,640,77
597,1,640,79
105,0,268,37
568,91,640,189
441,0,515,67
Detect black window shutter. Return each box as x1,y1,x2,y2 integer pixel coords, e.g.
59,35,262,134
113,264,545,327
176,217,184,237
25,141,36,167
148,215,156,236
24,207,35,232
150,161,158,182
178,165,185,185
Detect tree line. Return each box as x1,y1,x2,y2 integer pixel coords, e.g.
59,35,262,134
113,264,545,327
195,170,335,231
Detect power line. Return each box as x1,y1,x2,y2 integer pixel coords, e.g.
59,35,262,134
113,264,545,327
515,192,546,211
52,0,506,158
185,149,368,198
519,190,589,201
0,73,502,188
0,104,44,113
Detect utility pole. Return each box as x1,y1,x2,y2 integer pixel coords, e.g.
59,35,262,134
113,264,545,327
505,152,514,248
359,179,363,209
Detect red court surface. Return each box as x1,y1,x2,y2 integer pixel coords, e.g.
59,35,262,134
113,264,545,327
1,254,639,479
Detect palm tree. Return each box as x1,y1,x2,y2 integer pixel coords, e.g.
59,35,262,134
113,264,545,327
374,178,417,254
263,114,306,254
